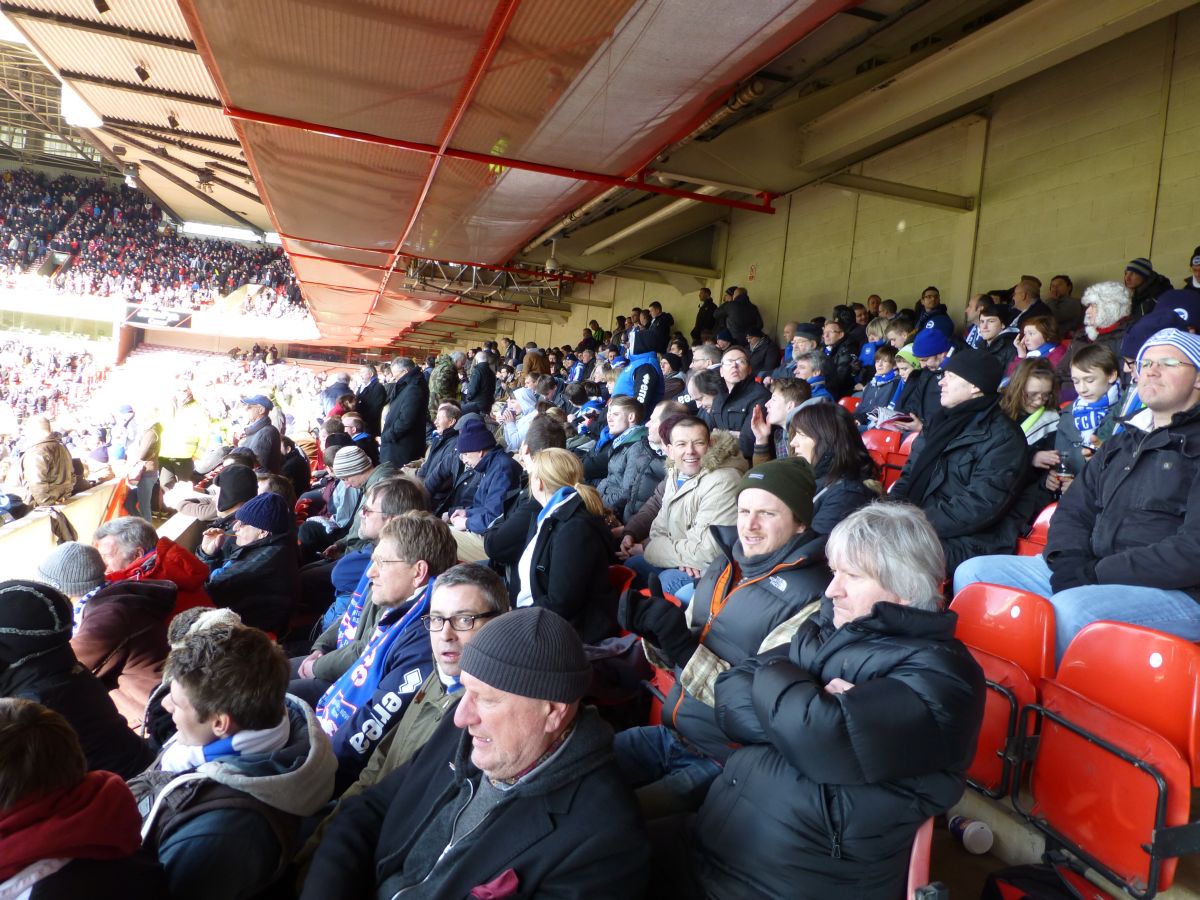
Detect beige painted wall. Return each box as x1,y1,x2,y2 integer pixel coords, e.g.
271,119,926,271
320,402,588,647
476,11,1200,353
715,11,1200,339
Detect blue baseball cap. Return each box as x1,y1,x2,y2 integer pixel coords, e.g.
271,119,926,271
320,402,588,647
241,394,274,411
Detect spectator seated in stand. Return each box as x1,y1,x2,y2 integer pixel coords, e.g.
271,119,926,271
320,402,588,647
518,449,620,643
786,402,880,559
619,416,747,603
93,516,212,617
313,513,458,789
444,418,521,563
300,608,650,899
0,698,167,898
659,504,984,900
748,377,811,464
954,328,1200,662
35,541,172,731
197,492,300,636
615,457,827,818
792,350,834,403
889,349,1027,576
0,580,154,780
128,624,336,900
289,476,430,706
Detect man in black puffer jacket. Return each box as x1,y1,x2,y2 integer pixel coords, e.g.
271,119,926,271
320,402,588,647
890,349,1027,575
710,346,770,460
380,358,429,467
675,504,984,900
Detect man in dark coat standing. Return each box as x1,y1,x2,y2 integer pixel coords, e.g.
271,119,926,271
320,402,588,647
380,358,429,467
691,288,718,345
354,364,387,437
301,607,650,899
460,351,496,415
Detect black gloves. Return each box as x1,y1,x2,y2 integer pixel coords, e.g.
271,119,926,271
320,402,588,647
618,574,698,668
1048,553,1099,594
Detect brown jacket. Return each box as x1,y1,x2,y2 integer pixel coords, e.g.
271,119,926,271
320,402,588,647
20,435,75,506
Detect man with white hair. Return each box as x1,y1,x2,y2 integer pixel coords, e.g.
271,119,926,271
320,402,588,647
1079,280,1134,359
956,327,1200,662
301,607,650,898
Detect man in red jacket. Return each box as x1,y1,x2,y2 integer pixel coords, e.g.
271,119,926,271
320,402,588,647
93,515,211,615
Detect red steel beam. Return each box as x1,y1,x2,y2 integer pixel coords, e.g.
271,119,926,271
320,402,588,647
283,247,591,285
364,0,523,342
225,106,778,215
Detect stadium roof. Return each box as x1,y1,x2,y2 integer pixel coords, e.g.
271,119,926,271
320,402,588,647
0,0,1183,349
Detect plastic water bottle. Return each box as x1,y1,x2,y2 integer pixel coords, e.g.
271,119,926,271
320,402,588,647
948,815,993,854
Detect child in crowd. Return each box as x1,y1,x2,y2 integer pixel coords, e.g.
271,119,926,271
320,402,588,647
1050,344,1121,489
856,344,902,425
855,316,891,384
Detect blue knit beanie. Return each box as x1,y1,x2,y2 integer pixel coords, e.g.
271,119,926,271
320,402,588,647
234,492,292,536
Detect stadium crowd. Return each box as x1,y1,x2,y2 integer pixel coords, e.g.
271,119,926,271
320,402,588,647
3,243,1200,898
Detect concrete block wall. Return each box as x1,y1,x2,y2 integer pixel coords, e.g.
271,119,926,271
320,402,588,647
491,10,1200,352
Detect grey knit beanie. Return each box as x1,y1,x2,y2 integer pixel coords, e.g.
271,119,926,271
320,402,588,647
460,608,591,703
36,542,106,596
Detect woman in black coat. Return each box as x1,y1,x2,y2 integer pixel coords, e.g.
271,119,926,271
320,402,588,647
787,402,879,559
516,448,619,644
685,504,985,900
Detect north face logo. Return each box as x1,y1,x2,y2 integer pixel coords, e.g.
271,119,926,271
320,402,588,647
769,575,788,592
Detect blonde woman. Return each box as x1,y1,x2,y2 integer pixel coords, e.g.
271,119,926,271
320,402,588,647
517,448,619,643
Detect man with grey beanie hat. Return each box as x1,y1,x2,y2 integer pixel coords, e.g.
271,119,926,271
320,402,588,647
302,607,650,899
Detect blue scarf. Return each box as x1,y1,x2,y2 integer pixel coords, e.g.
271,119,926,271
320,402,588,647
537,486,576,526
316,580,434,736
964,324,983,349
858,340,885,368
871,369,898,386
1025,344,1051,358
1072,382,1119,439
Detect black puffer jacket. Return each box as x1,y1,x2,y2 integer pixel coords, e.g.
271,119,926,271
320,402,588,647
416,426,460,511
694,600,984,900
380,370,429,467
1046,403,1200,599
820,338,859,399
521,493,620,644
891,401,1028,573
482,486,536,600
663,526,828,762
597,428,659,520
198,532,299,636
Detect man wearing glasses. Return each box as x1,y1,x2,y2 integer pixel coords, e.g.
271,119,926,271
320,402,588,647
313,512,458,789
955,328,1200,662
297,563,509,868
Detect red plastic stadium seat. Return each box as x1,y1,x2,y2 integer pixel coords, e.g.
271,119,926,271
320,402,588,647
907,818,934,900
901,431,919,452
861,429,901,468
1016,502,1057,556
839,395,861,412
608,564,636,596
1015,623,1200,898
1056,622,1200,787
950,584,1055,796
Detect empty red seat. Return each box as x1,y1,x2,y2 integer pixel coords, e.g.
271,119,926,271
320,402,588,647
1016,502,1057,556
861,429,901,468
949,584,1055,796
838,395,861,412
1014,623,1200,897
608,564,636,596
906,817,934,900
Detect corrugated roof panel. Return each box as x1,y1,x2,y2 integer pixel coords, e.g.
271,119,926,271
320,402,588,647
71,81,234,138
3,0,192,40
20,21,213,100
